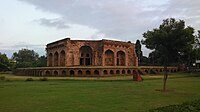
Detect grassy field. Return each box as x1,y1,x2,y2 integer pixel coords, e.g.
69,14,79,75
0,72,200,112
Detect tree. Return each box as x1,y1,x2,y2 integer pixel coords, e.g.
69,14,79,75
35,55,47,67
12,49,39,68
135,40,143,65
142,18,195,92
148,51,162,66
0,53,10,71
192,30,200,69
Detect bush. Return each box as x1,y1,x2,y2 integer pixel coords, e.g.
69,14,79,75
0,76,5,80
149,99,200,112
26,78,34,81
39,77,48,81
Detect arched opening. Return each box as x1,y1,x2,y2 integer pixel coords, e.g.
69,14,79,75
60,50,65,66
110,70,114,74
70,70,74,76
145,70,148,73
62,70,66,76
117,51,125,66
54,52,59,66
45,71,50,76
122,70,126,74
116,70,120,74
127,70,131,74
48,53,53,66
94,70,99,75
105,50,114,66
103,70,108,75
80,46,93,66
54,71,58,76
86,70,91,75
78,70,82,75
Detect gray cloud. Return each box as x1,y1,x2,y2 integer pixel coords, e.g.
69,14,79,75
34,18,70,29
19,0,200,41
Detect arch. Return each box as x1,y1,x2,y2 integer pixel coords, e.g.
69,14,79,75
79,46,93,65
116,70,120,74
105,50,114,66
60,50,66,66
122,70,126,74
117,51,125,66
54,52,59,66
54,71,58,76
103,70,108,75
110,70,114,74
45,71,50,76
86,70,91,75
70,70,74,76
127,70,131,74
78,70,82,75
48,53,53,66
94,70,99,75
62,70,66,76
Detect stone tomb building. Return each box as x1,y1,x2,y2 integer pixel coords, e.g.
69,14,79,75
47,38,138,67
16,38,178,76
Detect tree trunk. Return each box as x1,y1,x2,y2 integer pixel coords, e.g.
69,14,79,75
163,65,168,92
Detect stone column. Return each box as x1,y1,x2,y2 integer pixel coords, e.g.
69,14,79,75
114,52,117,66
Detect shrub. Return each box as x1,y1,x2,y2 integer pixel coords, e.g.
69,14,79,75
149,99,200,112
39,77,48,81
26,78,34,81
0,76,5,80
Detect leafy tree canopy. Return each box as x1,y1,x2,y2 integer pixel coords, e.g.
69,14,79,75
0,53,10,71
142,18,195,66
12,49,39,63
12,49,46,68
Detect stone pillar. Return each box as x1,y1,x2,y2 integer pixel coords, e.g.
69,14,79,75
114,52,117,66
102,48,105,66
58,52,60,66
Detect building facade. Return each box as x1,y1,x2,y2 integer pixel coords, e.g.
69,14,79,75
46,38,138,67
15,38,178,77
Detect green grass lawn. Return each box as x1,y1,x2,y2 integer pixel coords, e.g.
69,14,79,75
0,72,200,112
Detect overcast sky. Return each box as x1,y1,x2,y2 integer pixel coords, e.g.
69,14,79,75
0,0,200,58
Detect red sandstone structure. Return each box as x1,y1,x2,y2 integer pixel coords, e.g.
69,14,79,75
16,38,178,77
46,38,138,67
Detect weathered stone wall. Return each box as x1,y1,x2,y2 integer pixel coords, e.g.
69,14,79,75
46,38,138,67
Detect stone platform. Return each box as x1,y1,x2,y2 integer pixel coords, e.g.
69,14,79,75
15,66,178,77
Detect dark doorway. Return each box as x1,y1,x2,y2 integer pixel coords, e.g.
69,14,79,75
79,46,93,66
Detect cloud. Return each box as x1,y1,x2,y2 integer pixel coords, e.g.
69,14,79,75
164,0,200,29
19,0,200,41
34,18,70,29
